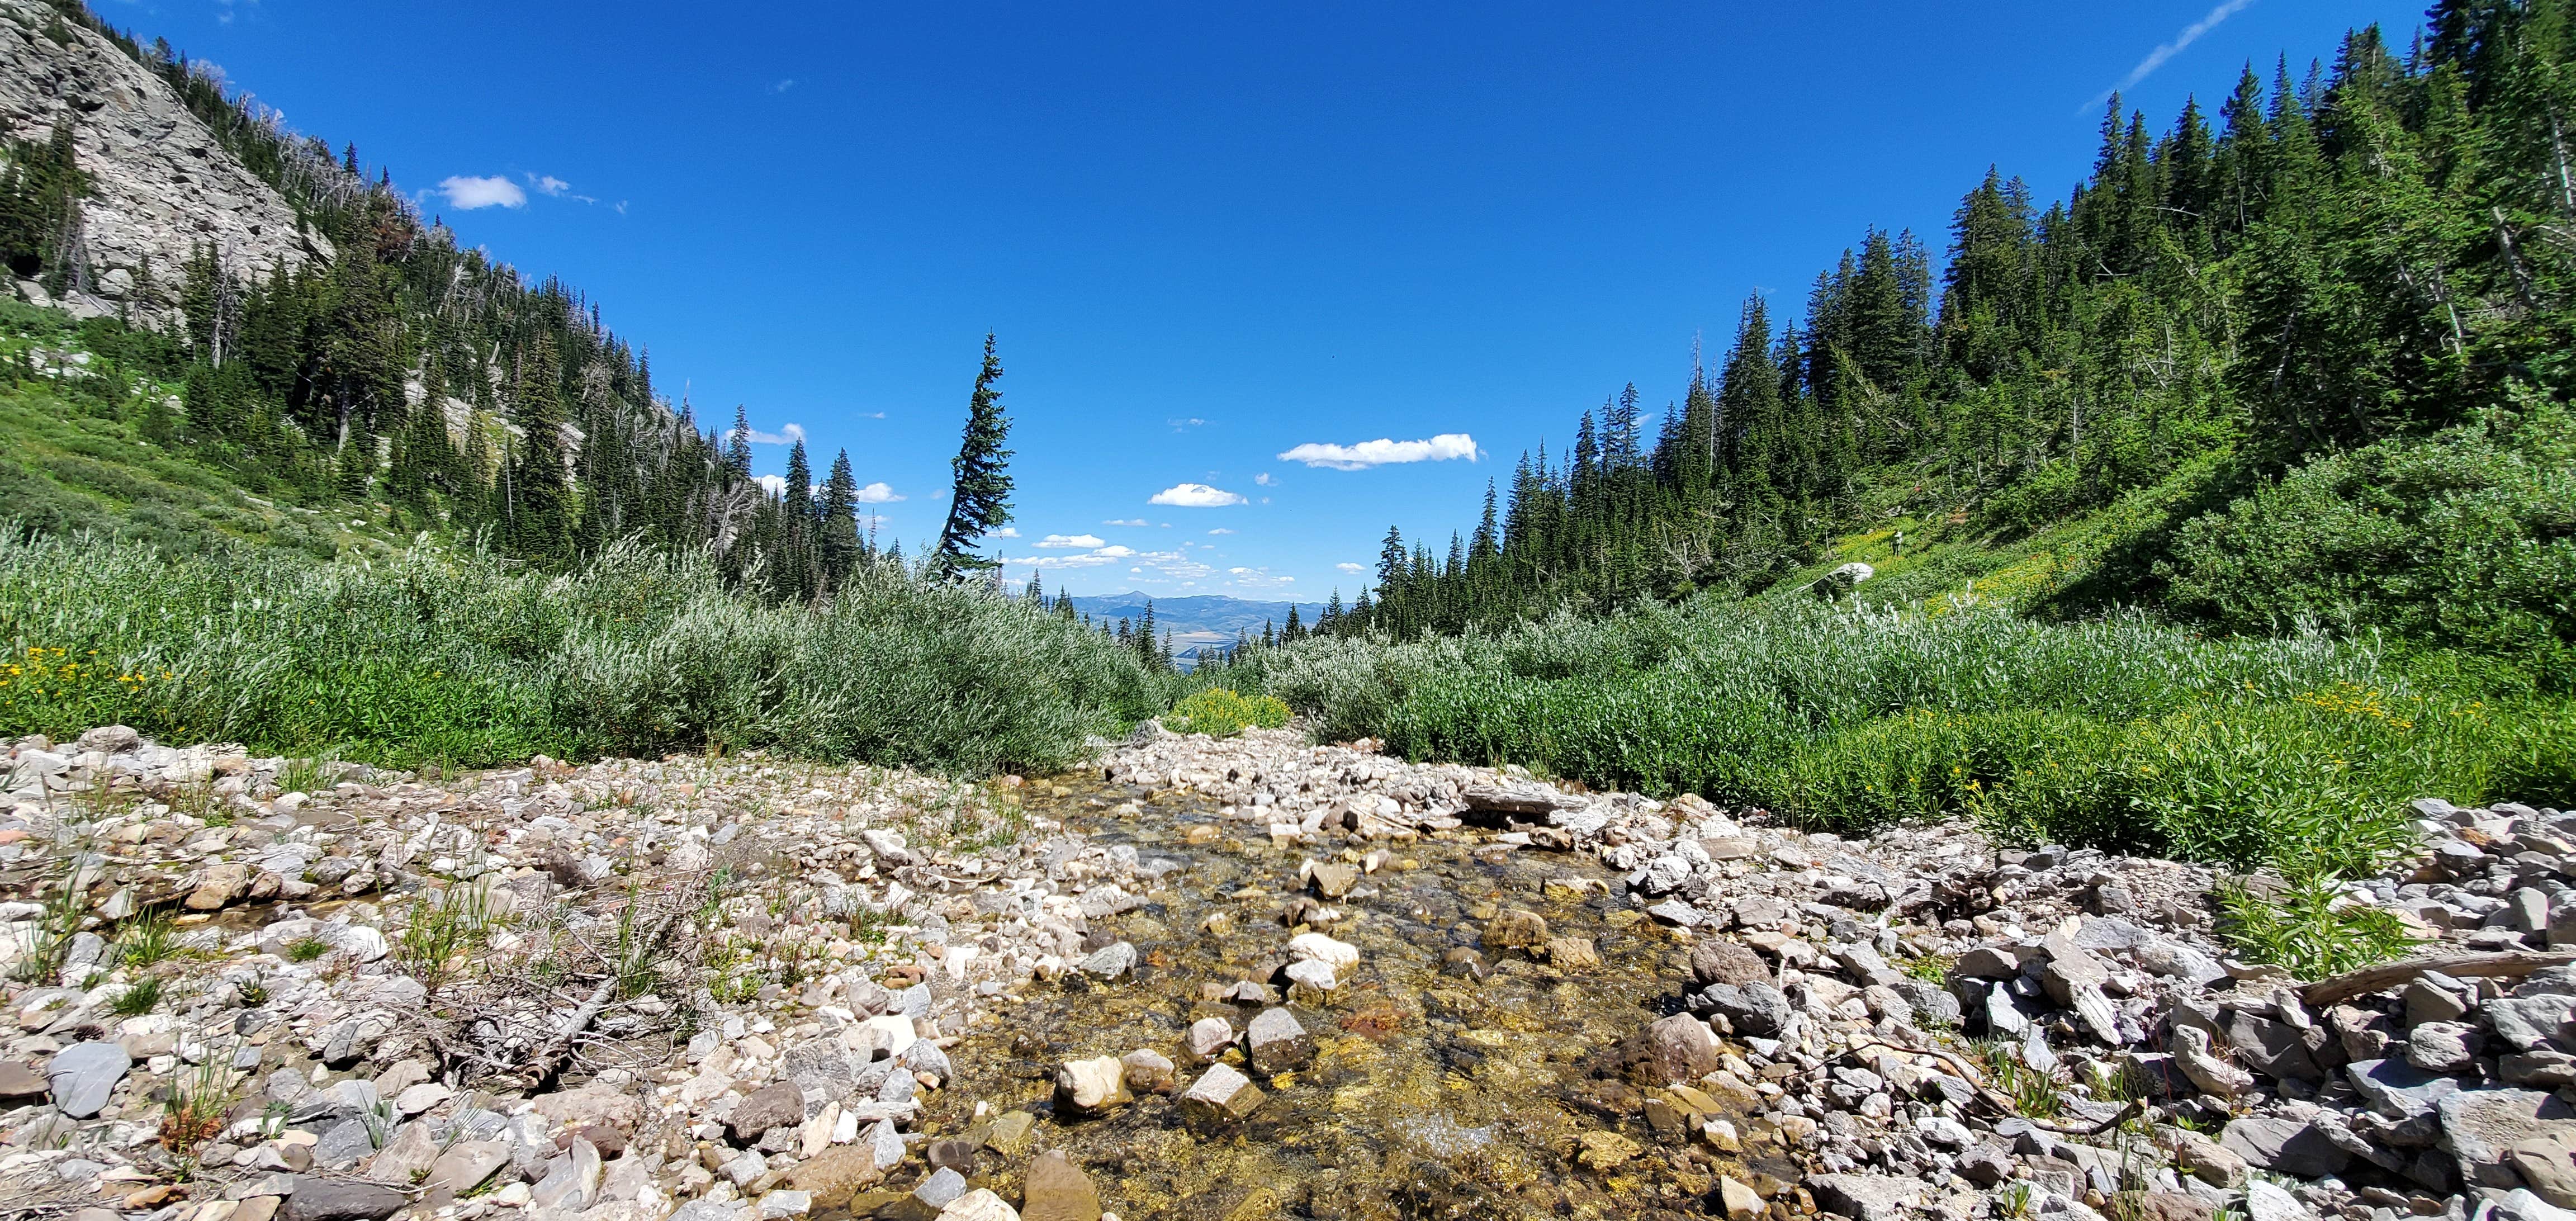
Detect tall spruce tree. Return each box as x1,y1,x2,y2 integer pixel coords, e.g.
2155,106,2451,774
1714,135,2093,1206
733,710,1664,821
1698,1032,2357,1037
931,334,1014,579
507,335,573,562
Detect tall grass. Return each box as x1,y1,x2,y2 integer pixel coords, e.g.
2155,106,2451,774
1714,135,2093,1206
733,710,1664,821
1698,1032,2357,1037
1208,599,2576,875
0,531,1161,774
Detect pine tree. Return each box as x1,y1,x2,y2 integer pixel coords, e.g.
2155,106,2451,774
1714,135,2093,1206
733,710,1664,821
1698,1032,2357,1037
507,335,574,562
931,334,1014,579
819,448,861,582
783,439,813,521
725,405,754,480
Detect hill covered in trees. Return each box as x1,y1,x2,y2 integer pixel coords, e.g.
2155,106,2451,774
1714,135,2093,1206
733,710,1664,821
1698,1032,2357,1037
0,0,908,603
1340,3,2576,685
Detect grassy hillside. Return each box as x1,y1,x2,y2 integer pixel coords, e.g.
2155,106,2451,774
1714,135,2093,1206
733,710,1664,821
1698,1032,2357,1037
0,300,411,560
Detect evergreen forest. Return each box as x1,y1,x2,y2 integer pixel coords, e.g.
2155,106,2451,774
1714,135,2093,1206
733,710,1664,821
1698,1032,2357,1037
1327,6,2575,685
0,1,900,604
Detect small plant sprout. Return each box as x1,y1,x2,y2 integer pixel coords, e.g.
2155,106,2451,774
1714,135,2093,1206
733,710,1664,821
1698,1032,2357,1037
108,976,162,1016
115,909,179,968
160,1050,239,1179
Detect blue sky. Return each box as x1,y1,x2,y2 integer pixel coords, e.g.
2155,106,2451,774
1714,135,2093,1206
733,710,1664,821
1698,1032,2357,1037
112,0,2422,597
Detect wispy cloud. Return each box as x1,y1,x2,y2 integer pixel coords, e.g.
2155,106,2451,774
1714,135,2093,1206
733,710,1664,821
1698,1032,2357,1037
1253,472,1275,486
1149,483,1247,508
1103,518,1147,527
525,173,596,205
854,482,903,504
729,422,806,446
1336,562,1366,574
437,176,525,210
2094,0,2255,107
990,527,1019,539
1035,533,1105,549
1010,543,1144,570
1278,433,1479,471
1208,528,1235,536
769,78,797,94
1228,567,1293,589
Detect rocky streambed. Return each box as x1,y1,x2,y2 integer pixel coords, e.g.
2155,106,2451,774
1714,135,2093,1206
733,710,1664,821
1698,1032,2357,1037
930,774,1729,1219
3,723,2574,1221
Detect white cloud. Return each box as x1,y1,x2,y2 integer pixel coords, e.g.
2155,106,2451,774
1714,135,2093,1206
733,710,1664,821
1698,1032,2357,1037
1277,433,1479,470
1167,417,1206,429
1228,567,1294,589
728,422,806,446
1010,552,1118,570
1208,528,1235,536
1253,472,1275,486
755,474,788,497
1149,483,1246,508
1336,562,1367,574
2097,0,2254,105
854,482,903,503
1007,542,1150,570
770,78,796,94
991,527,1019,539
1035,533,1106,549
1102,518,1147,527
437,176,525,210
524,173,595,205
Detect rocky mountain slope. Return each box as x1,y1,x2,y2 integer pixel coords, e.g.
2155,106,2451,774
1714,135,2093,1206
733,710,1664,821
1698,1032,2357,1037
0,0,326,319
1,725,2568,1221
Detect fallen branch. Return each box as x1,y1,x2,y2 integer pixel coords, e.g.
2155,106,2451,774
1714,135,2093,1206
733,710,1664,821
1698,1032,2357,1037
1848,1035,2155,1135
505,909,676,1091
2300,950,2576,1009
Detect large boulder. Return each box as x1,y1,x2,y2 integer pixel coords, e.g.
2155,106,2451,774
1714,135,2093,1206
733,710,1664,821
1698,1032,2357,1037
1179,1063,1264,1125
1019,1151,1102,1221
1807,1173,1921,1221
727,1082,807,1143
1625,1015,1721,1086
782,1146,889,1210
280,1179,406,1221
1244,1008,1313,1073
1053,1056,1131,1113
46,1042,129,1119
1690,938,1769,988
2218,1116,2350,1179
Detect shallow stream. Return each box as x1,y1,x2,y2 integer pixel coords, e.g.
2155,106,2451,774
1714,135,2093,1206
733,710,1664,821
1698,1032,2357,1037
913,777,1781,1221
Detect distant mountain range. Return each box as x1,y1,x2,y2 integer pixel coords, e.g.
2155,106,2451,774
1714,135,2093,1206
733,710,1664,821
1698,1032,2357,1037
1060,592,1327,661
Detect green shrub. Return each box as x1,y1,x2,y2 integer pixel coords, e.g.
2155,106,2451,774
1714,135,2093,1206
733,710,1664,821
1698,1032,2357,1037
2217,876,2427,980
1166,687,1289,738
2165,389,2576,684
1233,599,2574,879
0,531,1162,775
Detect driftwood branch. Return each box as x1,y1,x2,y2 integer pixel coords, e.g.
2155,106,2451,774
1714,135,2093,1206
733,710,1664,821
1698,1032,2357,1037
1459,782,1583,817
2301,950,2576,1009
506,909,677,1091
1847,1036,2150,1133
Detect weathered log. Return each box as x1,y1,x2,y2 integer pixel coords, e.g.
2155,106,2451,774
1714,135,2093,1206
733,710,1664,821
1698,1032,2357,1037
2299,950,2576,1009
1458,782,1583,816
